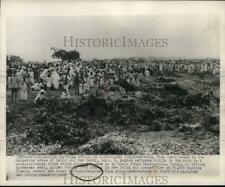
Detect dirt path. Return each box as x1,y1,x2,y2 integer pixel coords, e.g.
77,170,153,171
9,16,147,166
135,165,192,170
122,130,219,155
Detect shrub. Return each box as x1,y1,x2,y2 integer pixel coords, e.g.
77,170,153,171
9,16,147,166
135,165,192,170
79,132,140,154
184,93,210,107
26,99,91,146
114,80,137,91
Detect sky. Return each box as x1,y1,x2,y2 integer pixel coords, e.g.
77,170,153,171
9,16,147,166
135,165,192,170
7,15,219,61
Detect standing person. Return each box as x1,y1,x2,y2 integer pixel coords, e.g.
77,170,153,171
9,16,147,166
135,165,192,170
79,81,84,95
63,74,70,91
159,63,163,72
15,69,23,86
24,70,31,95
40,68,48,83
89,76,94,95
145,68,150,78
33,65,40,82
20,80,28,101
51,70,60,90
99,76,105,90
83,78,90,94
10,72,20,102
7,66,12,90
46,73,52,90
74,72,79,94
29,68,34,85
68,64,75,87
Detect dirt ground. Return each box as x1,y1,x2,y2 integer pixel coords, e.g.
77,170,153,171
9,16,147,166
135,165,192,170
6,72,220,155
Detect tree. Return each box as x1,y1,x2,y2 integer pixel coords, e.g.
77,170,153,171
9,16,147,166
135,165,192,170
7,55,24,64
51,48,80,62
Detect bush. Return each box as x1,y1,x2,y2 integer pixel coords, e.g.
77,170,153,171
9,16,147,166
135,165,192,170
200,113,219,134
184,93,210,107
26,99,91,146
77,96,108,118
79,132,140,154
155,77,176,83
109,100,136,126
163,83,188,96
114,80,137,91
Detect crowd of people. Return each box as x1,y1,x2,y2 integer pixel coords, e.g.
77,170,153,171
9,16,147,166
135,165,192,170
7,58,219,103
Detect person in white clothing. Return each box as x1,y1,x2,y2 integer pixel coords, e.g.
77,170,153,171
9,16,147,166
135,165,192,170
20,81,28,101
34,89,46,104
40,69,48,82
51,70,60,89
